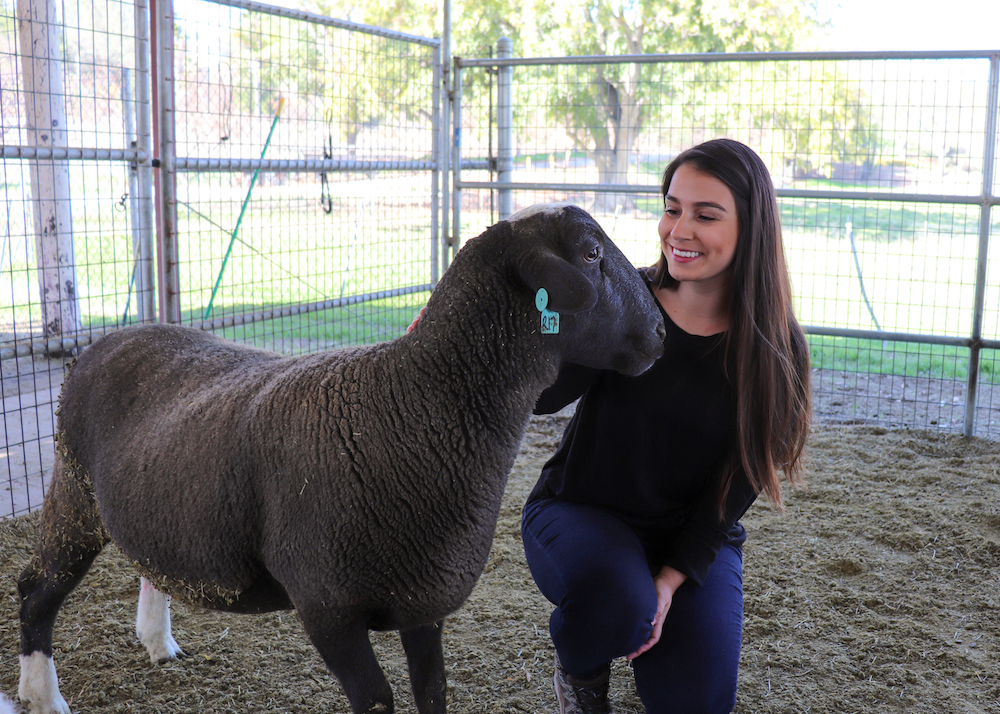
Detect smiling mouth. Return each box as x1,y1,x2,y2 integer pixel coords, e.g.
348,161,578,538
672,246,701,259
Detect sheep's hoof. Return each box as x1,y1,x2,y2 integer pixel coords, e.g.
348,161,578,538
146,638,185,664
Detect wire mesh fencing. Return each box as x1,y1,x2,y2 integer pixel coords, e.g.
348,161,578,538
0,0,439,518
2,2,999,521
453,50,1000,439
1,0,154,517
170,0,440,351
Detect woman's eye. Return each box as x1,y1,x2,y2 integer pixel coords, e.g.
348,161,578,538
664,208,680,217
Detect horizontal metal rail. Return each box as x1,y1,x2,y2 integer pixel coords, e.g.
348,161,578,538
1,145,150,162
174,156,437,172
458,49,1000,69
203,0,440,47
8,288,985,362
456,179,997,205
457,180,660,194
803,326,1000,350
194,284,432,331
0,284,433,361
780,189,998,206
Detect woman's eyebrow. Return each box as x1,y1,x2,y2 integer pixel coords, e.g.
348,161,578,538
665,194,729,211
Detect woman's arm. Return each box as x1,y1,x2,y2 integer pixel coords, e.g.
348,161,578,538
533,363,602,415
663,470,758,585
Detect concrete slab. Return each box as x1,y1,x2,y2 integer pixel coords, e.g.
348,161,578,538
1,385,60,517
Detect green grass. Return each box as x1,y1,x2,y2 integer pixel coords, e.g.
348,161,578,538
3,169,997,378
0,174,435,353
807,335,999,384
211,300,425,351
779,199,993,243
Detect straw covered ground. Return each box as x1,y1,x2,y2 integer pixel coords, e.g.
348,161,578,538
1,418,999,713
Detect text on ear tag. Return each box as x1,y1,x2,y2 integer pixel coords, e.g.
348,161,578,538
535,288,560,334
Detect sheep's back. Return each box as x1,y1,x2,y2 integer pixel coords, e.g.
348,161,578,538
57,325,296,597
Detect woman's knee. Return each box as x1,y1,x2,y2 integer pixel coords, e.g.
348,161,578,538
522,501,659,669
630,545,743,713
553,568,655,648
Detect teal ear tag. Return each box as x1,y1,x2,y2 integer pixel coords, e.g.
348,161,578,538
535,288,560,334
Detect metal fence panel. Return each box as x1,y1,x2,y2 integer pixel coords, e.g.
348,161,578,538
2,0,152,516
454,50,1000,439
169,0,439,351
3,14,998,519
0,0,439,518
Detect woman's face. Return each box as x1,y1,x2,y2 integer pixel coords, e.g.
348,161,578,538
658,163,739,290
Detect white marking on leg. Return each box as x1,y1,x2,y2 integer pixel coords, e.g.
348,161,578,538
0,691,18,714
136,577,184,663
19,651,70,714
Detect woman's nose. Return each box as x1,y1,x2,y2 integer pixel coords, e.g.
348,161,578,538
670,214,692,240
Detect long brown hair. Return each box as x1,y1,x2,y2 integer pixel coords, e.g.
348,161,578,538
650,138,811,512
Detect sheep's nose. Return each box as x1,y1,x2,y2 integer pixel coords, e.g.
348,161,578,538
656,321,666,342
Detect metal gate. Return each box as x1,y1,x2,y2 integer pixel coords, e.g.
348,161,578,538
0,0,441,517
451,47,1000,440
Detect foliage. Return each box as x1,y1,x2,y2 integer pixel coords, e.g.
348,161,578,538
537,0,823,192
305,0,552,139
278,0,885,188
210,4,434,148
761,62,885,178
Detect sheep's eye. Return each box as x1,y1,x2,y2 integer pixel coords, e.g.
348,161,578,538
584,246,601,263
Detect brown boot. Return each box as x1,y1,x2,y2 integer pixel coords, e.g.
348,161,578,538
553,652,614,714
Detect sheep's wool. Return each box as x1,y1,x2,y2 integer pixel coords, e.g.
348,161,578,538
507,201,573,222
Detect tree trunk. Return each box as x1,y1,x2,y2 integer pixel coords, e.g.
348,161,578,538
592,61,642,214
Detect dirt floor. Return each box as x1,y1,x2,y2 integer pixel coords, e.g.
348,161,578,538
1,416,999,713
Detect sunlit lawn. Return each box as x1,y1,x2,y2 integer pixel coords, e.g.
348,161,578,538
2,173,997,378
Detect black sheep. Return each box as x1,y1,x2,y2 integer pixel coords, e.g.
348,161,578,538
17,203,665,714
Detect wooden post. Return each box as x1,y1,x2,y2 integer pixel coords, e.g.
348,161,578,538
17,0,80,340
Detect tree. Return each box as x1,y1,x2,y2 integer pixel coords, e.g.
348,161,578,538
307,0,550,142
541,0,822,202
765,62,885,179
307,0,543,58
292,0,884,190
220,3,436,155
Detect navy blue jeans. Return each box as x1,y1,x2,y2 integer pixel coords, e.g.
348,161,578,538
521,498,743,714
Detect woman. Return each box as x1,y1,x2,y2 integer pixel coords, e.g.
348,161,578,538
521,138,811,714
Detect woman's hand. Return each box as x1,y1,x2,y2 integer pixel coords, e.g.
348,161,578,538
626,565,688,660
406,306,427,333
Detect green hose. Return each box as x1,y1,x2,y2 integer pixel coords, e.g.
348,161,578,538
205,97,285,320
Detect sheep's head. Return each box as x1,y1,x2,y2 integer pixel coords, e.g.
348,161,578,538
507,202,665,376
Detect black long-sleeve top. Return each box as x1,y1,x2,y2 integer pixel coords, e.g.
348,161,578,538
526,275,757,585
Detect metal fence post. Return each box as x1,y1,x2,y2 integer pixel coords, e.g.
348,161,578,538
452,64,463,252
431,44,441,286
963,51,1000,437
497,37,513,219
151,0,181,323
440,0,452,274
123,67,155,324
133,0,156,323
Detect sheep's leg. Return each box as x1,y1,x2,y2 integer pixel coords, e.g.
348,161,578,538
135,577,185,662
400,621,447,714
18,456,109,714
302,617,394,714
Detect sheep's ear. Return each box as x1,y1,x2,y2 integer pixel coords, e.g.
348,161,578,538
519,251,598,314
